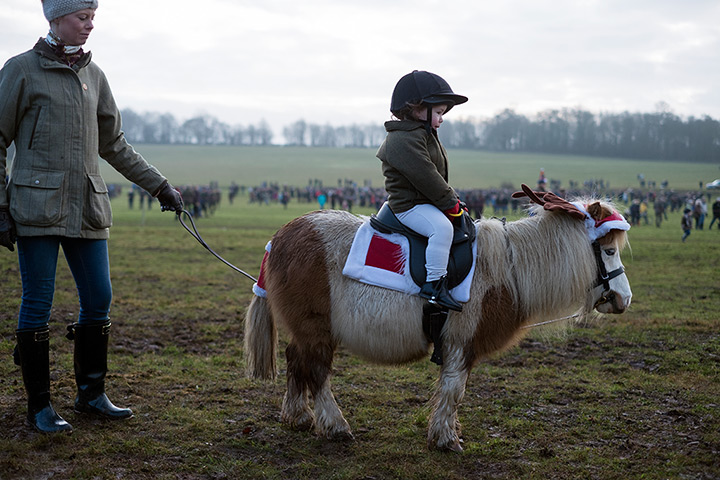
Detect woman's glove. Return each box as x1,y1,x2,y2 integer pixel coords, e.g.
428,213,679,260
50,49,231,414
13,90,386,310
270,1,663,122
154,181,184,213
0,206,17,252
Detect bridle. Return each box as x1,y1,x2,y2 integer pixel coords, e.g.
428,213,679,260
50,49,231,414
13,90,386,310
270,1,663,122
591,240,625,308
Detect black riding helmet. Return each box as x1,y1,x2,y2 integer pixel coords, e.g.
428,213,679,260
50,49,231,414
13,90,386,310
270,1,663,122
390,70,468,117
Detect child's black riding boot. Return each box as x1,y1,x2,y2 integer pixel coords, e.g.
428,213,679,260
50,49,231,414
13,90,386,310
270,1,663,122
68,321,133,420
15,327,73,433
419,276,463,312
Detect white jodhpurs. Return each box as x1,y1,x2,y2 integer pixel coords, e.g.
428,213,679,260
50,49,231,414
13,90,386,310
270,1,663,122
396,203,454,282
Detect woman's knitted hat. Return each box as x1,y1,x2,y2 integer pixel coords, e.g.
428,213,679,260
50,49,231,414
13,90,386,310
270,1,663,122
43,0,98,22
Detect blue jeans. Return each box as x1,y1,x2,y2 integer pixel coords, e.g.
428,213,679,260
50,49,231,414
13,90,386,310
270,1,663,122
17,236,112,330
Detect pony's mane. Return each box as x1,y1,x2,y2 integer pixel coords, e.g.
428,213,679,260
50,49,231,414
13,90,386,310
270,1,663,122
474,195,625,323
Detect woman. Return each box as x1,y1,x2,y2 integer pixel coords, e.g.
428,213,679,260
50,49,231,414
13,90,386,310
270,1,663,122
0,0,183,433
376,70,468,312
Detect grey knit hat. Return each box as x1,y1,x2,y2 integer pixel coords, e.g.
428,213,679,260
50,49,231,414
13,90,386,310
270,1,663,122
43,0,98,22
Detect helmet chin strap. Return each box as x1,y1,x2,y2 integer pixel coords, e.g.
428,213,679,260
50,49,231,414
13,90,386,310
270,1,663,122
424,104,434,135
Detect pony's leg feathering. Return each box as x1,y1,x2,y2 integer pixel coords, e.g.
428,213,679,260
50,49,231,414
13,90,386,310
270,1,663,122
281,341,317,432
281,339,353,440
313,378,353,440
427,346,468,452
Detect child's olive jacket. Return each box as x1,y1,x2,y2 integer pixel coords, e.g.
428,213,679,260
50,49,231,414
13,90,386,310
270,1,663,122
0,39,167,239
376,120,458,214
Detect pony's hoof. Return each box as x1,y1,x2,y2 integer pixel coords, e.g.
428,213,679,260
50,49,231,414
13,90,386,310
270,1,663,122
429,436,464,452
327,429,355,442
281,411,315,432
445,441,463,453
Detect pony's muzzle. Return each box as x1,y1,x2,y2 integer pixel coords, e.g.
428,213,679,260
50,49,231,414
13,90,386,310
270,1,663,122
595,291,630,314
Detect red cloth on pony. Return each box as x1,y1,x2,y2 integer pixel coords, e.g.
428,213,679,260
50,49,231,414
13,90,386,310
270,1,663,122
252,242,271,297
364,234,404,274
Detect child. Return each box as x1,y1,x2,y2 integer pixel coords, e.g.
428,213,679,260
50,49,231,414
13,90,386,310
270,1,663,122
681,208,693,242
376,70,468,312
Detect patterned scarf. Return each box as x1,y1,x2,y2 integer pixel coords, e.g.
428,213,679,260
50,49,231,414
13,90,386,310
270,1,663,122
45,29,85,66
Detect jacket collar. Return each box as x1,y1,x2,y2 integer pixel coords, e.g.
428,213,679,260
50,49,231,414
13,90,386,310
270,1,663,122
384,120,425,132
384,119,440,140
33,37,92,70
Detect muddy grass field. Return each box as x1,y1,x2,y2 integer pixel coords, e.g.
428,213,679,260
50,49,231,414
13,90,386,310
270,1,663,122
0,186,718,479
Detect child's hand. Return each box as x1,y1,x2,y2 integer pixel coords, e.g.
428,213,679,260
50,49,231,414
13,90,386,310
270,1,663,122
443,201,465,221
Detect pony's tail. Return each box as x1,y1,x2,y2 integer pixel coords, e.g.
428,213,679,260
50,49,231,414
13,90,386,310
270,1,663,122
244,294,277,380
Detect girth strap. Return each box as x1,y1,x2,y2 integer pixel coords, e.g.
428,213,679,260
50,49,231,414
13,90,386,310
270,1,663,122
422,303,449,365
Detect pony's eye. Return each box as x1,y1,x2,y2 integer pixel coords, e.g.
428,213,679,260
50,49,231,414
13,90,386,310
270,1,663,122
604,248,616,256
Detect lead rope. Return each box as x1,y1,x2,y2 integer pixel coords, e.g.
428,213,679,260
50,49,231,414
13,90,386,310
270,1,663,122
177,210,258,283
521,313,581,329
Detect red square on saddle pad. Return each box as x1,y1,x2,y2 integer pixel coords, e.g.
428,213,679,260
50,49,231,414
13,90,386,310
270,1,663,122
364,234,404,274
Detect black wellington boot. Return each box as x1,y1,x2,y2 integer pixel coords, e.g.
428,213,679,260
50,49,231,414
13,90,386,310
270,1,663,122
15,327,73,433
68,322,133,420
419,276,463,312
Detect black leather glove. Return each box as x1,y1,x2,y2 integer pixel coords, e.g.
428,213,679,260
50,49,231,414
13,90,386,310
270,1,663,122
0,206,17,252
154,181,184,213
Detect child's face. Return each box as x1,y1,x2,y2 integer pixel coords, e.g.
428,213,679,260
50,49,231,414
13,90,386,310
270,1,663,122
413,104,448,130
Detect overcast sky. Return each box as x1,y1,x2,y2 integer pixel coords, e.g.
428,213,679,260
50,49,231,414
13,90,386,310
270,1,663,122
1,0,719,142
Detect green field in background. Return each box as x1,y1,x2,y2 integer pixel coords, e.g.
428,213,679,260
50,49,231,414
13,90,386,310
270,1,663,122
98,145,720,191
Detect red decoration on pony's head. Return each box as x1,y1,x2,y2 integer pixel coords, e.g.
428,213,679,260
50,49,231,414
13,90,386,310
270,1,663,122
594,211,625,228
577,204,631,241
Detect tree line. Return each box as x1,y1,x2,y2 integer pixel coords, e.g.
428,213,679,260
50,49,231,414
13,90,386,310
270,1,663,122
120,106,720,162
458,107,720,163
120,110,274,146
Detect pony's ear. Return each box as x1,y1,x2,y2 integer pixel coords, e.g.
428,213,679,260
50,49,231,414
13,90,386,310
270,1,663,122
586,201,608,221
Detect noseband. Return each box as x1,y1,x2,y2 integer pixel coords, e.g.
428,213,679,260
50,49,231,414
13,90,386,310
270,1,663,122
592,240,625,307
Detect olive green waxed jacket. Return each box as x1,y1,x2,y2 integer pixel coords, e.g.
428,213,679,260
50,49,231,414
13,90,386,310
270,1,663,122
376,120,458,214
0,39,167,239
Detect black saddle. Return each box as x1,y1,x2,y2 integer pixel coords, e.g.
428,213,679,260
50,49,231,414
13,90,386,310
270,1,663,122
369,203,476,290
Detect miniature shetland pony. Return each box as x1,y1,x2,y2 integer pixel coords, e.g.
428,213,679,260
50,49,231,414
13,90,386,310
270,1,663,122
244,186,631,451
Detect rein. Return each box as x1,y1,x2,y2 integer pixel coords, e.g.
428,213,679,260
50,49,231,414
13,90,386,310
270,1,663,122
177,210,258,283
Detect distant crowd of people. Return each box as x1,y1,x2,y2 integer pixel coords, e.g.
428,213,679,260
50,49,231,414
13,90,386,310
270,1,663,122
679,193,720,242
622,189,716,228
123,182,222,218
112,176,720,242
246,178,386,213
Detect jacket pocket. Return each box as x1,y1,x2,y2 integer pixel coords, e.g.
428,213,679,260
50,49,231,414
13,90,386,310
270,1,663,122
9,170,65,226
27,105,44,150
84,174,112,229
